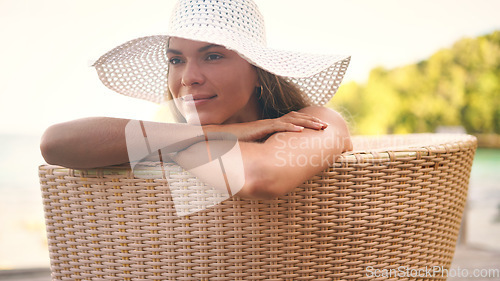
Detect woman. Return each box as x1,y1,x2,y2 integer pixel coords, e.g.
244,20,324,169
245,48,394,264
40,0,353,200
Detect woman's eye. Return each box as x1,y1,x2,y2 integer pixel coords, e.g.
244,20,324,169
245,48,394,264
168,58,182,65
206,54,223,61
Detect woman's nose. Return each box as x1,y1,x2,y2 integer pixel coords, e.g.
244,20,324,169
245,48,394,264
181,61,205,86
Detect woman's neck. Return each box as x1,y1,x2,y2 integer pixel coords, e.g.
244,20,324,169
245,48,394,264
222,93,262,124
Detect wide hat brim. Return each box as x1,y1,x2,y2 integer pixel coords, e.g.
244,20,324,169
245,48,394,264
93,32,351,106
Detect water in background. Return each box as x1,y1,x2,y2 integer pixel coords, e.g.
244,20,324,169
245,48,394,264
0,134,499,269
0,134,48,269
466,148,500,248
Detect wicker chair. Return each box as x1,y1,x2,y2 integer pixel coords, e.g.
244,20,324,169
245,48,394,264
39,133,477,281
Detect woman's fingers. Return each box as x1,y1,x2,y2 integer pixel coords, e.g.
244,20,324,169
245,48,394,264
287,111,328,125
288,111,326,124
281,112,328,130
294,119,327,130
263,111,329,137
273,120,324,133
279,122,304,132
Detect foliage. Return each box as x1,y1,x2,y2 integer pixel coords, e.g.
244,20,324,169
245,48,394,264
330,30,500,135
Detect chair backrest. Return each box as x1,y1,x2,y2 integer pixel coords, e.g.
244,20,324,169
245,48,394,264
39,133,477,280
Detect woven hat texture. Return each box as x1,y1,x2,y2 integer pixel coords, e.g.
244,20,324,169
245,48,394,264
93,0,351,105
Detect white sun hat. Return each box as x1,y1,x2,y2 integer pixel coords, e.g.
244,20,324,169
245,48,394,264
93,0,351,106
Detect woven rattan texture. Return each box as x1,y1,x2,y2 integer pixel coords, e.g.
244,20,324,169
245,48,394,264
39,134,477,280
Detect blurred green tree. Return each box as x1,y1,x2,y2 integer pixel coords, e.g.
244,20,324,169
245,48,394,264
330,30,500,135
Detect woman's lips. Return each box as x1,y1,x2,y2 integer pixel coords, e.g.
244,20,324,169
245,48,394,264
184,95,217,105
194,96,217,105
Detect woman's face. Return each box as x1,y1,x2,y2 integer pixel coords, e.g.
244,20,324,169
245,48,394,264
167,37,260,125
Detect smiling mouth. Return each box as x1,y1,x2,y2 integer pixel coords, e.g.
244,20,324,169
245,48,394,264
182,95,217,103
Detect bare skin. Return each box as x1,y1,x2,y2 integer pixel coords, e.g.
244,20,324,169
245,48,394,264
40,107,352,199
40,38,353,199
40,110,330,168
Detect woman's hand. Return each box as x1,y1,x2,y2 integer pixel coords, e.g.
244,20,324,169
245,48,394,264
204,111,329,142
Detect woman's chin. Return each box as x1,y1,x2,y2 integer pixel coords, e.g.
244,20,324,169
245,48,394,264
184,114,221,126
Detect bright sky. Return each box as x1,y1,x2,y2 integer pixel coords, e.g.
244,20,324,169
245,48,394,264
1,0,499,135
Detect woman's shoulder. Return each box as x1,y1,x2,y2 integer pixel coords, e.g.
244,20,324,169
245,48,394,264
298,105,345,123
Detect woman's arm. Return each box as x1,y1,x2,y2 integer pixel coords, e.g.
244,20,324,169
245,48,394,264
40,112,327,169
40,117,208,169
171,106,353,199
249,106,353,198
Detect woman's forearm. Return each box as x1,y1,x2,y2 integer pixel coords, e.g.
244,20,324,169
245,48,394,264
40,117,209,169
168,138,266,199
40,110,328,170
169,107,353,200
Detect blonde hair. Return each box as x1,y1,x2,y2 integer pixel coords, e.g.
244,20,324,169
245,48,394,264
166,67,311,123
